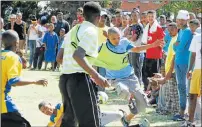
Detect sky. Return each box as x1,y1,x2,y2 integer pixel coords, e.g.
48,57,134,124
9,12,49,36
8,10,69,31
38,1,49,8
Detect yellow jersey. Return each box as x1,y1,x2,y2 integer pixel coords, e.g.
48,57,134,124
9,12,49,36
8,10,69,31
165,34,178,74
48,103,64,127
1,50,22,113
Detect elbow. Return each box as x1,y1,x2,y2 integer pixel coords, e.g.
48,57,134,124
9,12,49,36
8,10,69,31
73,51,78,61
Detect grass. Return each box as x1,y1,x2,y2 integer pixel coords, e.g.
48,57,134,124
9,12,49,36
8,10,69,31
11,69,181,127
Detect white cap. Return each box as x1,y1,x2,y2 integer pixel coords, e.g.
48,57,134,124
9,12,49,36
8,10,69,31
101,11,107,16
197,13,201,18
177,10,190,20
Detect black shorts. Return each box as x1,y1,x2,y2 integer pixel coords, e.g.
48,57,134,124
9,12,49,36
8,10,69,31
1,112,31,127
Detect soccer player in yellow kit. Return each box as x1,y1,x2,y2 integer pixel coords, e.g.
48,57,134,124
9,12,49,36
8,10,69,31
39,101,126,127
1,30,48,127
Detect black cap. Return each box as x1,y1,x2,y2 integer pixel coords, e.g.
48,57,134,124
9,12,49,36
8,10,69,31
31,15,37,21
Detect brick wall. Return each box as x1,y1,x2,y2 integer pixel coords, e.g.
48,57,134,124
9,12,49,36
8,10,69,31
121,1,169,12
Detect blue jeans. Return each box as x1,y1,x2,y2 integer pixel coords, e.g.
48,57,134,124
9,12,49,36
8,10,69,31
29,40,36,66
175,64,188,111
129,53,144,85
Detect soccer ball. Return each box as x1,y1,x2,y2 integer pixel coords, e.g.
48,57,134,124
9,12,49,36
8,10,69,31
98,91,108,104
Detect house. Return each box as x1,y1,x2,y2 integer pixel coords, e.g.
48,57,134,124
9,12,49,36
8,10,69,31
121,0,169,12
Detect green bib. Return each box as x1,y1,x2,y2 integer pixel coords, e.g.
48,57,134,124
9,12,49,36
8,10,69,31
70,24,130,70
91,43,130,70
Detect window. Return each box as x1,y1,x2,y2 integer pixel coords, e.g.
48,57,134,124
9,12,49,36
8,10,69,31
140,1,149,3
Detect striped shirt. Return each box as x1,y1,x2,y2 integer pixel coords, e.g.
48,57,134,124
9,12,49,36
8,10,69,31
61,21,99,74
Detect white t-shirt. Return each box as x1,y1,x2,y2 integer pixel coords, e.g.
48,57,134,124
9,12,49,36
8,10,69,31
61,21,99,74
28,24,40,40
195,27,201,34
36,37,43,48
189,33,201,69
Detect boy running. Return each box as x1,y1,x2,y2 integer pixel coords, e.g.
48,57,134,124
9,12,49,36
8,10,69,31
93,27,163,127
57,2,109,127
1,30,48,127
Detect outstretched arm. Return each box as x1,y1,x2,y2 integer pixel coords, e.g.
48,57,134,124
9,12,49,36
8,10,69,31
13,79,47,87
131,39,164,53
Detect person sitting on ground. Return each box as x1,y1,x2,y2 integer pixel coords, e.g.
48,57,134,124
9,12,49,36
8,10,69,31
147,78,160,106
1,30,48,127
38,101,125,127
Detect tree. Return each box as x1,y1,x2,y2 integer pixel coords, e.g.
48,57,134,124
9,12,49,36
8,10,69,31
1,1,42,23
157,1,202,19
48,1,87,24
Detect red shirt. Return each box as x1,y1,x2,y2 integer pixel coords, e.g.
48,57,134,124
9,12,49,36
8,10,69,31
146,25,165,59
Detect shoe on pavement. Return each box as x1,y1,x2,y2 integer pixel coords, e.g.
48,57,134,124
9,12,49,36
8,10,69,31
181,121,195,127
172,114,185,121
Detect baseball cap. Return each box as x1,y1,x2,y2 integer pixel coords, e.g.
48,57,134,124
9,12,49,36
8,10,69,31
177,10,190,20
60,28,65,32
101,11,107,16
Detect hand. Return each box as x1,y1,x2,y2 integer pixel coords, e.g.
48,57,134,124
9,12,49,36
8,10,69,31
153,73,163,78
91,74,110,88
35,79,48,86
152,39,164,48
187,71,192,80
103,30,108,38
156,78,166,85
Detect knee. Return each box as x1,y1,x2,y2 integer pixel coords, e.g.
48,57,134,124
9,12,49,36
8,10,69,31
116,84,130,100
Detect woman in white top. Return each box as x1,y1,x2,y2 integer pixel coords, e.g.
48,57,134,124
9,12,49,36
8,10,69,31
27,16,41,68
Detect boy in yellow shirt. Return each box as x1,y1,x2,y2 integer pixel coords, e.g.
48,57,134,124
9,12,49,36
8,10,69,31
1,30,48,127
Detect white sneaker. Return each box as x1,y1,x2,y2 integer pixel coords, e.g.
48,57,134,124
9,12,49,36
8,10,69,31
140,118,150,127
181,121,195,127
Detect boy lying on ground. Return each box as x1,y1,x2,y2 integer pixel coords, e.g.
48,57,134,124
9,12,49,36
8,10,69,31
38,101,124,127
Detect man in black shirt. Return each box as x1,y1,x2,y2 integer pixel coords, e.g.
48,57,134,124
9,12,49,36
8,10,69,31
54,12,70,36
54,12,70,70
